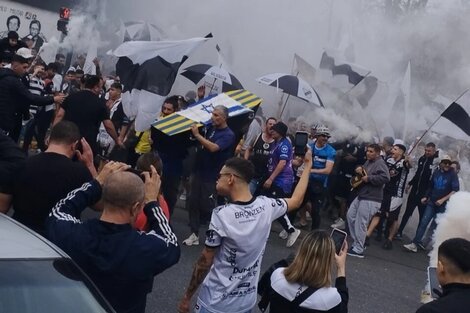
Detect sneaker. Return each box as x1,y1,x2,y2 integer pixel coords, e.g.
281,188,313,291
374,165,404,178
279,230,288,240
347,248,364,258
403,242,418,253
382,239,393,250
306,211,312,221
331,217,346,230
365,236,370,247
179,193,187,201
286,229,301,247
182,233,199,246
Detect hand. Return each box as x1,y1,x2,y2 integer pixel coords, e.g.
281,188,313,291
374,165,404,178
303,147,313,165
93,57,100,66
53,94,66,105
355,166,364,175
197,85,206,99
95,161,130,185
361,175,368,183
177,297,190,313
335,240,348,276
263,178,272,189
143,165,161,203
116,137,125,149
435,199,444,206
76,138,94,167
191,124,200,137
405,185,411,194
421,197,428,204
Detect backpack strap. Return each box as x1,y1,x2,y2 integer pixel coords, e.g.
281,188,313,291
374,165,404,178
290,286,320,308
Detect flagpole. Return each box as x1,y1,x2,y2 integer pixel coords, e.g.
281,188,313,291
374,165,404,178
408,89,469,154
278,71,299,119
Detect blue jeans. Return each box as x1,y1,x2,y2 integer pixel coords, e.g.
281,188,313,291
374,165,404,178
412,202,446,245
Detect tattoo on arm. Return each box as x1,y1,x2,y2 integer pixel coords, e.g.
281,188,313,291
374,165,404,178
185,248,216,299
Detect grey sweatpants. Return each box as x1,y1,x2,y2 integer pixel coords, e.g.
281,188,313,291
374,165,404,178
347,197,381,254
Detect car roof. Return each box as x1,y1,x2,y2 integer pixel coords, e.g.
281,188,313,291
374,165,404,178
0,213,65,259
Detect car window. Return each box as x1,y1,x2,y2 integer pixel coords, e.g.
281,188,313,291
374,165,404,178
0,258,114,313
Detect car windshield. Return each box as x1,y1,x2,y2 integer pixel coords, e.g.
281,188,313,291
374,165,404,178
0,259,114,313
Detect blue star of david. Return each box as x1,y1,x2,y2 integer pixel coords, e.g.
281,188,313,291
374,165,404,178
201,103,215,114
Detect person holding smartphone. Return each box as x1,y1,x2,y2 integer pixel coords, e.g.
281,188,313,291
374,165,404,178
416,238,470,313
267,231,348,313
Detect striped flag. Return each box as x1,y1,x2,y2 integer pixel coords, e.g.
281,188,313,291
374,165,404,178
113,35,211,131
153,89,262,136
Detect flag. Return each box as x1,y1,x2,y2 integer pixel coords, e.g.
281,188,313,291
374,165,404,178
319,50,370,87
152,89,261,136
293,53,316,87
389,62,411,139
441,102,470,137
113,35,211,131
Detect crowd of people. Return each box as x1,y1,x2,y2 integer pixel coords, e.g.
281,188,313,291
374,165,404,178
0,45,469,313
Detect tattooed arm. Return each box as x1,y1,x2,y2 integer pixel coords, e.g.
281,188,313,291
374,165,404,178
178,246,217,313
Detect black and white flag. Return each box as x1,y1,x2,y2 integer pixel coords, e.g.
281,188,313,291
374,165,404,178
113,35,211,131
319,50,370,87
441,101,470,137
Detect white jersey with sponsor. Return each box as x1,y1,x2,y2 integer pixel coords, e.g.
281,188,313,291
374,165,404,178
198,196,288,313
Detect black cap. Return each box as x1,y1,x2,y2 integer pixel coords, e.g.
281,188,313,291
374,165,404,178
7,31,18,40
271,122,288,137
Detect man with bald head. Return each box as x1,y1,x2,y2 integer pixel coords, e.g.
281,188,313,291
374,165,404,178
46,162,180,313
182,105,235,246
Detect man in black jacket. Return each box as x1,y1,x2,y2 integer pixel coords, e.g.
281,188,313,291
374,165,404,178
416,238,470,313
397,142,438,239
46,161,180,313
0,53,64,141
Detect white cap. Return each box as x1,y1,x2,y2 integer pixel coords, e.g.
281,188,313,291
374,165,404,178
16,48,34,59
393,139,405,146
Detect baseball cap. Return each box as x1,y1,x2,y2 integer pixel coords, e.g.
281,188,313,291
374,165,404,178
440,155,452,163
16,48,34,59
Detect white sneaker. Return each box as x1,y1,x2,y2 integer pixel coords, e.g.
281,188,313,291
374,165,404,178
403,242,417,253
286,229,301,247
331,218,346,230
179,193,187,201
182,233,199,246
279,230,288,240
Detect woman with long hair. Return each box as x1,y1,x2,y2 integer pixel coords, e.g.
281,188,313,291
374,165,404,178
268,230,348,312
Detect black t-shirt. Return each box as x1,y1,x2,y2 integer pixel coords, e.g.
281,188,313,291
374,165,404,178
62,90,109,151
12,152,92,235
250,133,275,178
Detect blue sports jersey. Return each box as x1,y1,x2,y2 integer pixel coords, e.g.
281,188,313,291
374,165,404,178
267,137,294,193
308,143,336,187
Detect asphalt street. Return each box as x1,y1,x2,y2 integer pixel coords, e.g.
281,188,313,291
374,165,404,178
146,199,429,313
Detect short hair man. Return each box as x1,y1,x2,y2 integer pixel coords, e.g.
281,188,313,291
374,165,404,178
182,105,236,245
47,162,180,313
54,74,123,155
0,15,20,39
347,143,390,258
178,150,313,313
397,142,438,238
22,20,45,51
0,53,64,141
11,121,95,235
416,238,470,313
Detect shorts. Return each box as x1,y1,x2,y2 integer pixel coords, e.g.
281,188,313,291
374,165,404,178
376,195,403,222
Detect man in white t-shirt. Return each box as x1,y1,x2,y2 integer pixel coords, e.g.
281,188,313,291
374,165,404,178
178,149,313,313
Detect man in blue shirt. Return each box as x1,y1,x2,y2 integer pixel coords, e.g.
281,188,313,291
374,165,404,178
262,121,300,247
404,155,459,252
182,105,236,246
307,125,336,229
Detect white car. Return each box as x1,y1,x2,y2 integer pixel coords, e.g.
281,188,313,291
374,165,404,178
0,213,115,313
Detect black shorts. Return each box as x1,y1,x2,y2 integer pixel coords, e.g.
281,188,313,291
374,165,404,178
333,176,351,200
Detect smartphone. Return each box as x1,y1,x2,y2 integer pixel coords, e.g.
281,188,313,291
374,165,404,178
294,131,309,156
427,266,442,299
331,228,347,255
